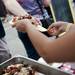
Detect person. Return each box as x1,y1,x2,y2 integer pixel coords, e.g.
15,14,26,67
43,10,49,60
16,0,52,60
2,0,41,60
0,0,11,63
14,19,75,63
17,0,51,28
2,0,51,60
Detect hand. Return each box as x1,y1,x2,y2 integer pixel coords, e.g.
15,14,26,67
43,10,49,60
19,15,42,26
11,15,42,27
47,21,69,36
18,15,42,26
30,16,42,26
14,19,33,32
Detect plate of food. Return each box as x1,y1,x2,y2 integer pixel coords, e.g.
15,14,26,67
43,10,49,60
0,55,70,75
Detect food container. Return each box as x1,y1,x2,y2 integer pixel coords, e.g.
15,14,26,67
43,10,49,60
0,55,70,75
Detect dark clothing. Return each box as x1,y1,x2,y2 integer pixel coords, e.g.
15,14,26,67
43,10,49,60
18,19,51,60
17,0,52,60
0,0,6,38
0,0,11,63
0,19,5,39
0,0,7,17
41,17,52,28
0,38,11,63
18,32,40,60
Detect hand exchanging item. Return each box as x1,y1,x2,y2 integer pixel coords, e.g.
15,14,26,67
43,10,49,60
9,15,48,32
47,21,69,36
13,19,33,32
9,15,42,27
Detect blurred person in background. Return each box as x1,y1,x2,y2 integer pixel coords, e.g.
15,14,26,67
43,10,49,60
73,0,75,3
3,0,52,60
2,0,41,60
0,0,11,63
17,0,51,28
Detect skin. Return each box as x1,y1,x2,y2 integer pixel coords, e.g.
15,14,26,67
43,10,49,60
14,19,75,63
43,0,51,7
2,0,49,28
3,0,28,16
47,21,69,36
2,0,41,25
2,0,75,63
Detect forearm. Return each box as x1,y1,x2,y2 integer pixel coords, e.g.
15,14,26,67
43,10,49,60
25,23,51,61
3,0,28,16
26,23,75,62
51,25,75,62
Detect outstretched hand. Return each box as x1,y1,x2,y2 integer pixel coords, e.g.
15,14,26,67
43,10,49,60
14,19,33,32
47,21,69,36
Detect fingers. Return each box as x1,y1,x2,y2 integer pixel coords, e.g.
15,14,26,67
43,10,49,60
47,27,59,36
48,21,68,30
13,20,26,32
47,21,68,36
11,16,41,28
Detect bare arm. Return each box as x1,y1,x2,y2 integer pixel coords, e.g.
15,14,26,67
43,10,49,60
3,0,41,26
15,20,75,63
3,0,28,16
27,24,75,62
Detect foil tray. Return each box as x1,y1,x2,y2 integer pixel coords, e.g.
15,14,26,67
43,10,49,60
0,55,70,75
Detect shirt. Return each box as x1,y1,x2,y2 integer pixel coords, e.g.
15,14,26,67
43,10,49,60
17,0,49,19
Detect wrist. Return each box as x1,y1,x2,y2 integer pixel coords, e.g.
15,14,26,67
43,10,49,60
23,19,33,32
65,23,73,32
